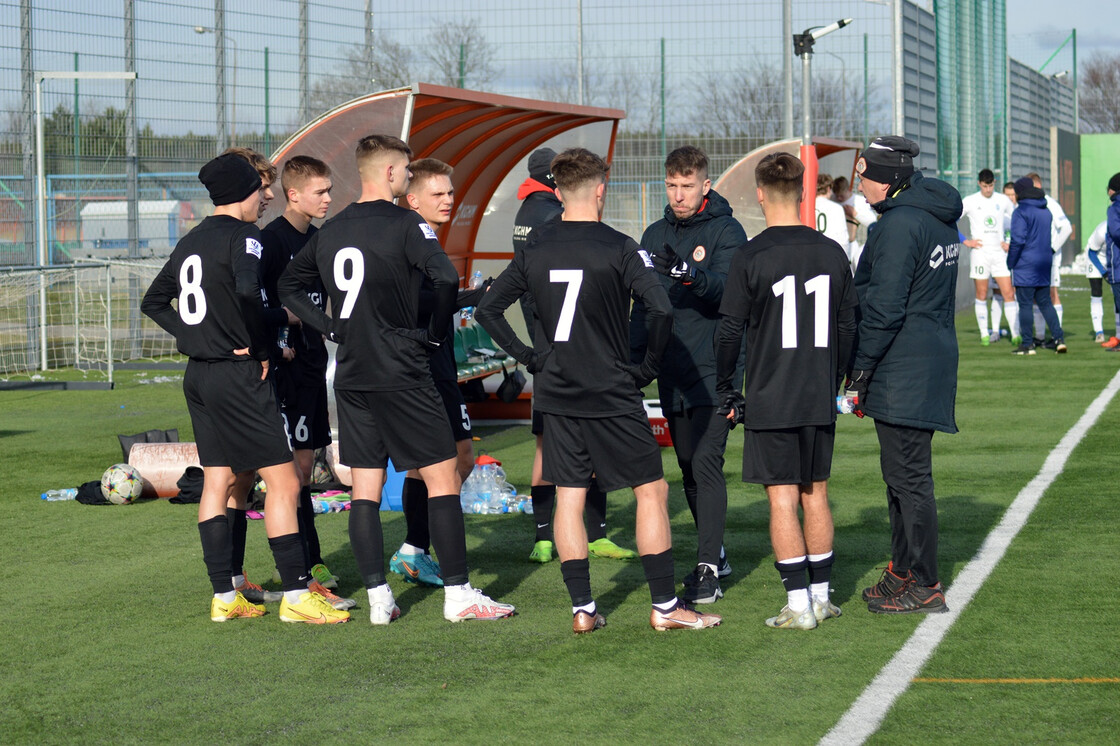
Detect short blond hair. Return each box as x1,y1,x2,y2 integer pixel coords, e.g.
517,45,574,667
222,146,277,186
280,155,331,199
407,158,453,193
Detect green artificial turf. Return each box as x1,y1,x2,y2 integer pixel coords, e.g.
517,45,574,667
2,281,1118,744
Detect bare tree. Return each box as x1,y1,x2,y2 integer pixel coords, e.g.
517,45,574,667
696,62,785,143
1080,51,1120,133
536,57,658,133
308,33,415,114
424,18,499,88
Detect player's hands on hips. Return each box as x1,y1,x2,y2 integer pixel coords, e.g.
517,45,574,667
526,349,551,374
284,307,301,325
233,347,269,380
963,238,982,249
281,346,296,362
397,328,443,352
618,361,656,389
845,369,871,418
716,390,746,429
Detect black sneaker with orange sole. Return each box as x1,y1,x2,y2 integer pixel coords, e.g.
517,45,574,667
861,562,910,602
867,581,949,614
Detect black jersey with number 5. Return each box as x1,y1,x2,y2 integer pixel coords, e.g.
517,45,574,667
277,199,457,392
141,215,271,362
718,225,858,428
477,220,672,418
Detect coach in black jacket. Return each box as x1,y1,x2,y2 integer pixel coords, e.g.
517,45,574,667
847,136,961,615
631,145,747,603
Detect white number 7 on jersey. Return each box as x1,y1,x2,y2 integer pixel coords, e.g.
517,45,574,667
549,269,583,342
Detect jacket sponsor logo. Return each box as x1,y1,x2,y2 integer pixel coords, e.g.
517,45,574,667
692,245,706,262
245,237,262,258
637,249,654,269
512,224,531,239
419,222,438,240
929,243,960,269
451,204,477,227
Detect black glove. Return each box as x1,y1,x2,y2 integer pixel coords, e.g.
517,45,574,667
716,390,746,429
525,349,551,374
397,328,443,352
651,243,696,282
619,362,657,389
845,369,871,418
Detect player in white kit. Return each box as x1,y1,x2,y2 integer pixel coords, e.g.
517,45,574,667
961,169,1018,345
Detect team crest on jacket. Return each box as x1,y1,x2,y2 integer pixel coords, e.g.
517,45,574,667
245,237,262,258
419,222,438,240
692,246,706,262
637,249,654,268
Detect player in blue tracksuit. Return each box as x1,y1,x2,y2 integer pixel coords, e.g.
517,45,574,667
1102,173,1120,353
1007,177,1063,354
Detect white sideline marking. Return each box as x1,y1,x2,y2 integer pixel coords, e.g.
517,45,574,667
820,367,1120,746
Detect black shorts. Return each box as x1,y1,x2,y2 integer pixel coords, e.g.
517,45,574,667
741,423,835,485
541,411,664,493
275,365,332,451
435,377,472,442
335,386,457,471
184,358,292,474
531,407,544,436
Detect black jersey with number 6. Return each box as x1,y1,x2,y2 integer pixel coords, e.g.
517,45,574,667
718,225,858,428
141,215,271,361
476,220,672,418
277,199,457,392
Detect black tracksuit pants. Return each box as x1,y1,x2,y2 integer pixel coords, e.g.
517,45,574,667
874,419,940,587
667,405,728,567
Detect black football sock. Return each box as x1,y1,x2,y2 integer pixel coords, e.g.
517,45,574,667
198,515,234,594
401,477,431,550
269,532,307,592
299,485,324,568
560,558,593,607
349,500,386,589
807,551,834,588
585,478,608,542
428,494,469,586
225,508,247,577
295,490,312,573
531,485,556,542
776,557,810,593
640,549,676,605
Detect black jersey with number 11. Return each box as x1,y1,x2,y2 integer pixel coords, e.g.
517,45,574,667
477,220,672,418
718,225,858,428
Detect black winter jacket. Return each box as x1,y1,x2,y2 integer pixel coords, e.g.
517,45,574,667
631,189,747,413
852,172,963,433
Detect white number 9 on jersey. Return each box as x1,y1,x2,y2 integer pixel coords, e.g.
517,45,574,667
334,247,364,319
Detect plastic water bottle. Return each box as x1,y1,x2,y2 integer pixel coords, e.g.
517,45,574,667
41,488,78,501
460,270,484,321
837,395,858,414
460,468,480,512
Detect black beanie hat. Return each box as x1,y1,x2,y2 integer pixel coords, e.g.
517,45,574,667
198,153,262,206
856,136,919,185
1109,172,1120,194
1014,176,1043,201
528,148,558,189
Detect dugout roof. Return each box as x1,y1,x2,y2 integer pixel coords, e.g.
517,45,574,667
265,83,624,280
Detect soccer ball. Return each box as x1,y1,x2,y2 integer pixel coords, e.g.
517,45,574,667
101,463,143,504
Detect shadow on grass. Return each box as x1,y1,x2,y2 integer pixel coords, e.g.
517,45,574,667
831,492,1007,607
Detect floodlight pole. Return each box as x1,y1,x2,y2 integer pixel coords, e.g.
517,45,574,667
34,70,136,370
792,19,851,228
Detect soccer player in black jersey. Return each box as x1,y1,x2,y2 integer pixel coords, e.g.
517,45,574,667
477,148,721,633
715,152,857,630
512,149,633,565
278,134,514,624
258,155,356,611
142,153,348,624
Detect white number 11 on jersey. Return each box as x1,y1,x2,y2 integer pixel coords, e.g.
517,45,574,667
549,269,583,342
772,274,830,348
